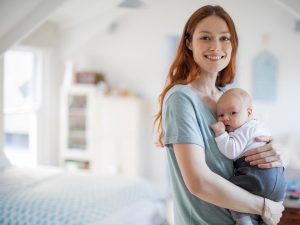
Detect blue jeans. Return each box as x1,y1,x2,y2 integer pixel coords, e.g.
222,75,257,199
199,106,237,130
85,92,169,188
229,157,286,225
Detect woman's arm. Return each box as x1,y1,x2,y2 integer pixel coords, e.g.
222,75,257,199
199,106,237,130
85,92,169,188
174,143,283,224
244,136,288,168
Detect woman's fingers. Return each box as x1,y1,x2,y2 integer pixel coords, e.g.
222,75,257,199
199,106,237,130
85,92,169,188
244,141,287,168
245,151,278,163
244,142,279,167
244,143,275,159
255,136,273,143
246,155,280,165
258,161,283,169
247,156,281,168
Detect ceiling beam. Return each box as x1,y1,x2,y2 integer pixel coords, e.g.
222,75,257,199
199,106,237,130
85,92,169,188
272,0,300,19
0,0,67,56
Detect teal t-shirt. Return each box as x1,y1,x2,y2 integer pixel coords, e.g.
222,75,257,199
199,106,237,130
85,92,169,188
163,84,235,225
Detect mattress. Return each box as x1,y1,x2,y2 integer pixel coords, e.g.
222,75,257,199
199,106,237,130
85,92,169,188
0,167,167,225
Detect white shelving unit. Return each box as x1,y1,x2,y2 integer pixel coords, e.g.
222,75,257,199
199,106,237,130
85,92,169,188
60,85,146,176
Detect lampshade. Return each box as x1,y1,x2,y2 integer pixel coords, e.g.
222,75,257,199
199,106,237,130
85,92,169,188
117,0,145,8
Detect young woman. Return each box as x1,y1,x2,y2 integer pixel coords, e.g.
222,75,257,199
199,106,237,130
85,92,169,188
155,5,285,225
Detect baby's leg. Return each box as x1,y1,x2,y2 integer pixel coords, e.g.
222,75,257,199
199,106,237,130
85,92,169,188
231,211,253,225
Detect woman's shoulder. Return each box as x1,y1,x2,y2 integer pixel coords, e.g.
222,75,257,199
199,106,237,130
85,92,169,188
164,84,195,102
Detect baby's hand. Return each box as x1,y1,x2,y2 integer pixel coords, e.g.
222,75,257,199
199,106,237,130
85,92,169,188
210,122,226,137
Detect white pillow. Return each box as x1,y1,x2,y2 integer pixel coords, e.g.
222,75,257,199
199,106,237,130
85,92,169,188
0,151,12,169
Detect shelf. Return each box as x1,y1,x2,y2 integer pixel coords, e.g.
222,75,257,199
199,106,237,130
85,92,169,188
68,130,86,137
61,151,90,160
60,85,144,176
68,110,86,116
67,145,86,150
64,159,90,171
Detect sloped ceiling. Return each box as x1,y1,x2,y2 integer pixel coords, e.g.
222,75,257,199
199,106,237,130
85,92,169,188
4,0,297,56
47,0,130,58
48,0,125,30
0,0,67,55
279,0,300,13
47,0,300,31
275,0,300,18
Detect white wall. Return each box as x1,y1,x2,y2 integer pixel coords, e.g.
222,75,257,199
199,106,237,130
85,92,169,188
20,0,300,185
0,56,3,152
21,22,64,166
0,0,66,159
233,1,300,134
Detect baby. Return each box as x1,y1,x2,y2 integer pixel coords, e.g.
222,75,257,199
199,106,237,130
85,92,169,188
211,88,286,225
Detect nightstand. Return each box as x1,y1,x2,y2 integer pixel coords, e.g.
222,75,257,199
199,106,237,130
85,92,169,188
279,200,300,225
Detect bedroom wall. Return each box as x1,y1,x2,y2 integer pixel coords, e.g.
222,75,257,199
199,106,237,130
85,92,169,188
18,0,300,188
20,22,63,166
0,0,66,161
233,0,300,167
0,56,3,152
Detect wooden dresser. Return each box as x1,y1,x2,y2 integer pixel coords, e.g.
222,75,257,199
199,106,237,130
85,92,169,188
279,200,300,225
279,168,300,225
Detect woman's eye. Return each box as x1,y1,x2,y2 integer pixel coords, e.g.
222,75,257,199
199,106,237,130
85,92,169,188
200,36,210,41
220,36,231,41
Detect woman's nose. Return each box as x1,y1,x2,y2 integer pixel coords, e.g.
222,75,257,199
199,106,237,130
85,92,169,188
209,39,221,51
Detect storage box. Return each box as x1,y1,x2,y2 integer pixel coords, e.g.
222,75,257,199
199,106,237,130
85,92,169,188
74,72,105,84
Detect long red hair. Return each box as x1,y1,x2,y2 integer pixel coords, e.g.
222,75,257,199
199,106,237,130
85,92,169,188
154,5,238,147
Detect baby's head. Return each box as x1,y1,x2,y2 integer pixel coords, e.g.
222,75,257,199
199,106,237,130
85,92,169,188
216,88,253,132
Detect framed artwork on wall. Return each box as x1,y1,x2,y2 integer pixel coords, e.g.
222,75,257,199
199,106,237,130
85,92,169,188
251,51,278,101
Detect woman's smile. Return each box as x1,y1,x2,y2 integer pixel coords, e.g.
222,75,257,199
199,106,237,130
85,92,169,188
204,54,225,61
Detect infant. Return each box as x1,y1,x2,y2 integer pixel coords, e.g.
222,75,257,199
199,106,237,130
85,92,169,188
211,88,286,225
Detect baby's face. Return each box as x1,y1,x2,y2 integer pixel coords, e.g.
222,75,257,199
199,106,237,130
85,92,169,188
216,95,252,132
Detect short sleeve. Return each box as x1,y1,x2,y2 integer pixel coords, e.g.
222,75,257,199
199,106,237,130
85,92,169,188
163,91,204,148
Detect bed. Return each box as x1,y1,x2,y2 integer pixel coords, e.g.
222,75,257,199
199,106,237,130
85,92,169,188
0,153,167,225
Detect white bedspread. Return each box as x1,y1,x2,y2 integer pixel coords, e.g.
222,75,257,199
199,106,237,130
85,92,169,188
0,167,167,225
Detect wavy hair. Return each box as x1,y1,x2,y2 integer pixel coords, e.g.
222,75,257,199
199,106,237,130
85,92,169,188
154,5,238,147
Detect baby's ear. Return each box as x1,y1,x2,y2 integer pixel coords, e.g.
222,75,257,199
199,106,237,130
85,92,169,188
247,107,253,117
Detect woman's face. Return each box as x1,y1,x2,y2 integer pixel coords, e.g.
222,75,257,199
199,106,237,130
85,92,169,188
188,15,232,75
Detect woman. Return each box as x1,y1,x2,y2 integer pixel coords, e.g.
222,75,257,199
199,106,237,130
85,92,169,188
155,5,284,225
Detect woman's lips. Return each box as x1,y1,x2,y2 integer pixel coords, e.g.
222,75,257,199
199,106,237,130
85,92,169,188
204,55,224,61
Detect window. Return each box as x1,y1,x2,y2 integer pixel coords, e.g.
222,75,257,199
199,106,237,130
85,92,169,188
3,48,41,167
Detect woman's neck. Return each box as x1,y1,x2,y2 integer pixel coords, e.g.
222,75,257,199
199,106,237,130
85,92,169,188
190,73,222,113
190,73,219,97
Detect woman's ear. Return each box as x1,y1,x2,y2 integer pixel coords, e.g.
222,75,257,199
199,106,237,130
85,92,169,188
186,39,192,51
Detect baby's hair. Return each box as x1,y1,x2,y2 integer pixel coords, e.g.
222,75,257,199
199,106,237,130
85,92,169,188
221,88,252,108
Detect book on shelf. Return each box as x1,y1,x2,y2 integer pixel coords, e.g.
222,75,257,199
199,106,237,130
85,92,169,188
64,159,90,171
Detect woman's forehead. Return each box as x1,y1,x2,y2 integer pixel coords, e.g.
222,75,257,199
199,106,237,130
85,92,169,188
194,16,229,34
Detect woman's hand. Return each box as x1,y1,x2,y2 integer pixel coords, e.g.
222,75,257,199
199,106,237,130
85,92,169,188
244,136,288,168
261,198,284,225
